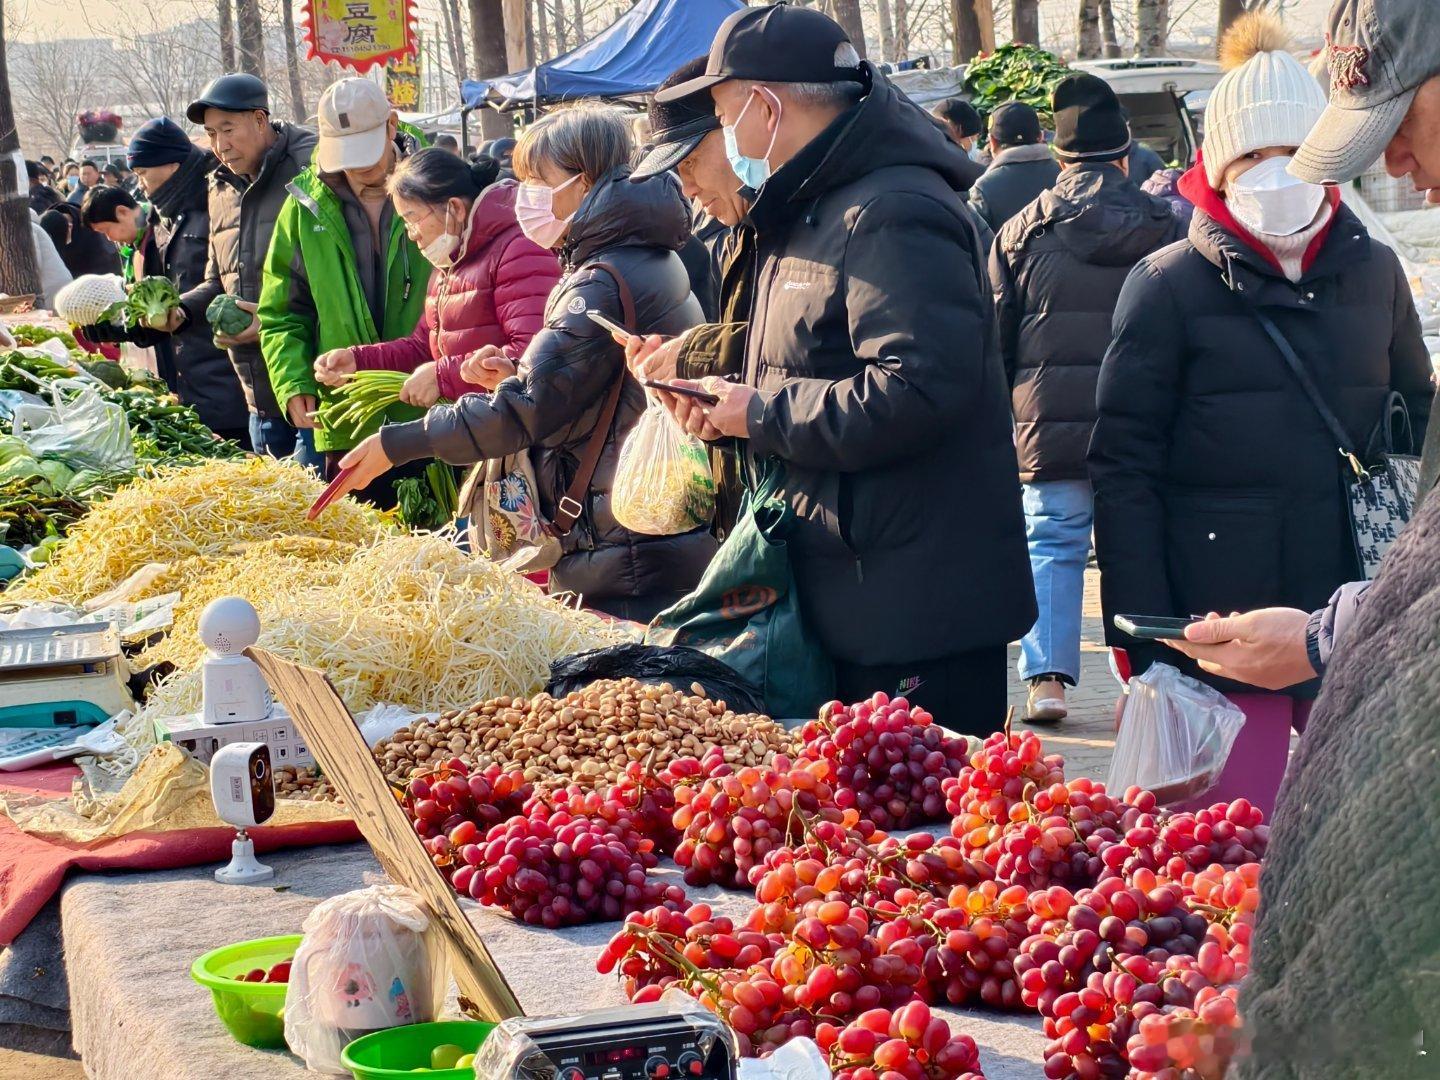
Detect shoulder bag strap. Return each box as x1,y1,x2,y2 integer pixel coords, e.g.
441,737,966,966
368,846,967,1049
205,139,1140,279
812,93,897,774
545,259,634,537
1245,302,1367,475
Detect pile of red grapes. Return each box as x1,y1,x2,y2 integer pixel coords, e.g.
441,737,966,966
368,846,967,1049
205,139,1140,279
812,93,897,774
399,703,1271,1080
796,693,971,830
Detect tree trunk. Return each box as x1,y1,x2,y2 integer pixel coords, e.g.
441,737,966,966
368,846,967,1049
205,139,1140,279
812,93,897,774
534,0,549,60
951,0,983,64
977,0,997,52
571,0,584,42
1099,0,1122,57
1012,0,1040,45
280,0,307,122
235,0,265,79
501,0,529,70
218,0,236,71
1136,0,1166,56
0,0,39,299
445,0,470,80
1077,0,1102,58
878,0,894,64
831,0,867,58
469,0,510,137
551,1,567,53
894,0,909,58
1216,0,1245,50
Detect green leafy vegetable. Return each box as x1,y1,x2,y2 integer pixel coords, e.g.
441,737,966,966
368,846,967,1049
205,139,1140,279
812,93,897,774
962,44,1071,127
103,278,183,330
77,359,131,390
205,294,252,337
8,325,79,352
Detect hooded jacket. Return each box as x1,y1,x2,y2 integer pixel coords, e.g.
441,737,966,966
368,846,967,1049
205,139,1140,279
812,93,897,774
737,63,1035,666
38,201,121,280
969,143,1061,234
992,163,1185,482
1089,168,1432,693
181,121,318,419
348,181,560,398
380,168,715,607
257,141,430,452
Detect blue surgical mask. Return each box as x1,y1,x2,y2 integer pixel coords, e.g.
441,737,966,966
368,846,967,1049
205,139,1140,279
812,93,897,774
724,88,781,190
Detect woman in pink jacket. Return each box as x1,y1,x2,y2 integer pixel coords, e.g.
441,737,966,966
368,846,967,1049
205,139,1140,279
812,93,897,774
314,150,560,404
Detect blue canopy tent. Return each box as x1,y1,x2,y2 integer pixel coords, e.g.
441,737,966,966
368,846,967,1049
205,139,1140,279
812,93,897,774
462,0,745,110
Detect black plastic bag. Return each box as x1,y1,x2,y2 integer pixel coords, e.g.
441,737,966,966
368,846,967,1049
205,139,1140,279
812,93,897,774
547,643,767,715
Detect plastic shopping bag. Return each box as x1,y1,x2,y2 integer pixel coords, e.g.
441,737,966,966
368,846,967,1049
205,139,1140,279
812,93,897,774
612,395,716,535
284,884,448,1075
12,378,134,472
1109,663,1246,806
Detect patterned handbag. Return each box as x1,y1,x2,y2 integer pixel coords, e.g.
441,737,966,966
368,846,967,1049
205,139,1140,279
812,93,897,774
1249,307,1420,580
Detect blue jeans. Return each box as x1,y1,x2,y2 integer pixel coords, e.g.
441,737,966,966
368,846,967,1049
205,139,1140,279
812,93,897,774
248,414,324,475
1018,479,1093,684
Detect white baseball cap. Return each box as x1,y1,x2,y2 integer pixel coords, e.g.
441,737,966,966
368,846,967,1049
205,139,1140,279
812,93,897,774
317,78,393,173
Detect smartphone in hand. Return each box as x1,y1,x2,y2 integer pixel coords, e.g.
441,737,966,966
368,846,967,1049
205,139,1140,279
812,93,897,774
1113,614,1203,641
640,378,720,406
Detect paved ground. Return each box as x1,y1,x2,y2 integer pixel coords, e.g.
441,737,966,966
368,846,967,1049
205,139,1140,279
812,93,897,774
0,571,1120,1080
1006,566,1120,780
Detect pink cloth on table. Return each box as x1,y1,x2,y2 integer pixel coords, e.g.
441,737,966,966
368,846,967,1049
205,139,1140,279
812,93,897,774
1170,692,1311,820
0,763,360,945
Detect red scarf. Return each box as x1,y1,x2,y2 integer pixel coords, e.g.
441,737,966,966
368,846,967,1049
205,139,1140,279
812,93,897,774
1177,149,1342,277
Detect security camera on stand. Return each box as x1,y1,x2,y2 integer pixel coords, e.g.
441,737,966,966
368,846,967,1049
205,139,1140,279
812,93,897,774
201,596,271,725
210,741,276,884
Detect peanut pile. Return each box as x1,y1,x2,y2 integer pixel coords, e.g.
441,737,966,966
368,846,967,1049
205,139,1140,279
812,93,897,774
374,678,796,787
274,765,338,802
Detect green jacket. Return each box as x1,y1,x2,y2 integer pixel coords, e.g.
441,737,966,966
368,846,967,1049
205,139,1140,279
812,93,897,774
257,165,429,451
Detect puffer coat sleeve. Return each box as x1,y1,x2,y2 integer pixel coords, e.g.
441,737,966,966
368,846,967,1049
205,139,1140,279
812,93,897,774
380,266,623,466
1089,257,1186,659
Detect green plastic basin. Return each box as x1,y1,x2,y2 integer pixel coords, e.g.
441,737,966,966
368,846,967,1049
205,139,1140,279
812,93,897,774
341,1020,497,1079
190,934,301,1048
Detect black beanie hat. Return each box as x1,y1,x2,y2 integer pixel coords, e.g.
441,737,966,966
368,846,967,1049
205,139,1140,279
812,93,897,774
1052,73,1131,163
129,118,196,169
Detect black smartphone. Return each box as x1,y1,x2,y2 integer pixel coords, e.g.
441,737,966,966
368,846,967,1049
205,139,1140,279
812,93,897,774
1113,614,1202,641
585,309,634,338
641,378,720,406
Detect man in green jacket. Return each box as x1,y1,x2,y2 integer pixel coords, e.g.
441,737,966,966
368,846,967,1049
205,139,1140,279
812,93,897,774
257,76,429,502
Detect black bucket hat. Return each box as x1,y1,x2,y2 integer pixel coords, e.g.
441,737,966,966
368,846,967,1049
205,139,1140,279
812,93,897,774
632,57,722,182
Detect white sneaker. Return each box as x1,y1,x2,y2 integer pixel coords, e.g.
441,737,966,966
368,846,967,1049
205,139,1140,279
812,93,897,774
1026,678,1068,725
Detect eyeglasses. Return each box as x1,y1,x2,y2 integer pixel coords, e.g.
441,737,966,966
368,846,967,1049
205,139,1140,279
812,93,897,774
401,204,440,239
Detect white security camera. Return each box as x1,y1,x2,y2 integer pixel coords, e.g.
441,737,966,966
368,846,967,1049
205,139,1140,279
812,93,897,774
210,741,277,885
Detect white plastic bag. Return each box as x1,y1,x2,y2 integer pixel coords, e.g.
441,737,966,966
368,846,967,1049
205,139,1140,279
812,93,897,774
612,394,716,535
13,379,134,472
284,884,448,1074
1109,663,1246,806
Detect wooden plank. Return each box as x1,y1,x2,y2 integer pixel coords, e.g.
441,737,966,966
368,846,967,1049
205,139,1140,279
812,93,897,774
247,647,524,1021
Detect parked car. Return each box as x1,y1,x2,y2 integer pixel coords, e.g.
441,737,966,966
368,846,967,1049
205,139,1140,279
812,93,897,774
1069,57,1223,167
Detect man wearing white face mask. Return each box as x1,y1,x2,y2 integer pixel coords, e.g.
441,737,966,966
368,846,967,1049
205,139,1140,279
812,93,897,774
1089,14,1432,817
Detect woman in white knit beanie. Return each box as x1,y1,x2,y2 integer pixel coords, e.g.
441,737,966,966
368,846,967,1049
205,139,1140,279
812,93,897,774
1089,14,1433,819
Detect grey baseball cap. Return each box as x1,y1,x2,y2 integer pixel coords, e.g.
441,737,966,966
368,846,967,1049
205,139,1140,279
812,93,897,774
1292,0,1440,184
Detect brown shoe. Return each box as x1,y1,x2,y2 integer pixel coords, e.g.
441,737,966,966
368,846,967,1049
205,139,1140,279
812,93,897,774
1025,678,1068,725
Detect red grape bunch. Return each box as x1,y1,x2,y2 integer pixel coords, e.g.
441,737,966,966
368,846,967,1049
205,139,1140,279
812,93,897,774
816,1003,987,1080
1099,796,1267,884
945,731,1067,860
797,694,971,829
672,759,847,889
597,903,781,1000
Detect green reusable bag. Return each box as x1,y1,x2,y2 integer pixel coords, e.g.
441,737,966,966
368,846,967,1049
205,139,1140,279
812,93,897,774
645,463,834,719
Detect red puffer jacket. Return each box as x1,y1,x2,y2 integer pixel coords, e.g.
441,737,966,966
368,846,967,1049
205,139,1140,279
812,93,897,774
350,180,560,399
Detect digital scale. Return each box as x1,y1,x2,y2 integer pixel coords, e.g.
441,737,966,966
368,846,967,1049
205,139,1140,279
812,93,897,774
478,1004,737,1080
0,624,134,729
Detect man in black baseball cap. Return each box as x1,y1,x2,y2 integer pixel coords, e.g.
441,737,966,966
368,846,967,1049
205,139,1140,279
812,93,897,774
969,100,1059,234
636,2,1035,732
175,72,320,467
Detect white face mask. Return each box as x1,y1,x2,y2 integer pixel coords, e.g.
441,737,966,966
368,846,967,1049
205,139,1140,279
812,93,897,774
1227,155,1326,237
419,203,459,269
515,173,581,249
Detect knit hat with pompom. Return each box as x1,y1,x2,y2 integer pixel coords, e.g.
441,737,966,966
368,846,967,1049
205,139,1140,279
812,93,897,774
1202,13,1328,189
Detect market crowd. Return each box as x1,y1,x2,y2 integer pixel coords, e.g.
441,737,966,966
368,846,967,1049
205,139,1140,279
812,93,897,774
17,0,1440,1071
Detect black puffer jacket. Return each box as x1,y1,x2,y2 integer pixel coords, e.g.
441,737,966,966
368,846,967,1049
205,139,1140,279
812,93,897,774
992,164,1184,482
381,167,715,611
1237,484,1440,1080
1090,201,1432,692
738,63,1035,666
145,148,249,438
180,122,317,418
969,143,1061,234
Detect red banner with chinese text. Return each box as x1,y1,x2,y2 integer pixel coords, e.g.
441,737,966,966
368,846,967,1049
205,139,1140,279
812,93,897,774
302,0,418,73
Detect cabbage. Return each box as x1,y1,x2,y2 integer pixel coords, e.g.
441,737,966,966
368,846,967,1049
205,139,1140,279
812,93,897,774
34,459,75,490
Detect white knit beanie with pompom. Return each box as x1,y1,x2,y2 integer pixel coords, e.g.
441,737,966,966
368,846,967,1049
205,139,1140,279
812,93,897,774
1202,13,1328,189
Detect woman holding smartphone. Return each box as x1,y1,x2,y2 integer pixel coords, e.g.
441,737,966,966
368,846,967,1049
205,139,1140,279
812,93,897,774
1090,16,1431,815
325,103,715,621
